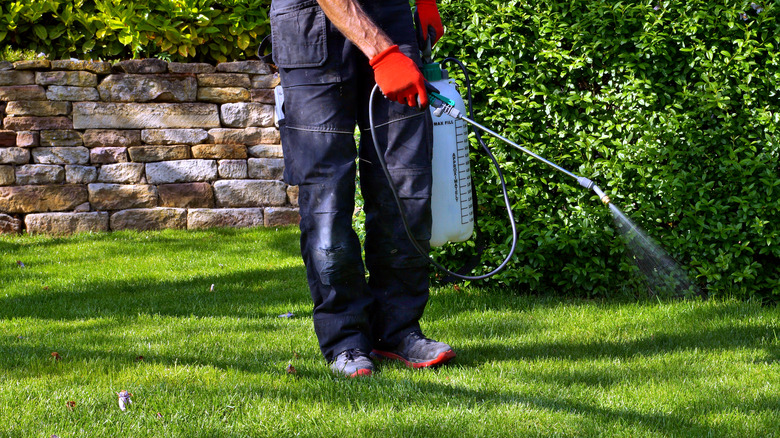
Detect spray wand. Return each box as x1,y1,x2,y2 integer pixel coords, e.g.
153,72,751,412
428,93,611,206
425,86,698,295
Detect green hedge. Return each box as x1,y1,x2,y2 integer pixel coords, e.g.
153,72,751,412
434,0,780,300
0,0,270,62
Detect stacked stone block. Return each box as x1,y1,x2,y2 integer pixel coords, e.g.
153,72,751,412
0,59,298,235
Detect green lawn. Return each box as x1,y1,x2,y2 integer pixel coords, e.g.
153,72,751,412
1,227,778,437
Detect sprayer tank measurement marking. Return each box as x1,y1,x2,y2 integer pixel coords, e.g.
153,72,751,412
455,119,473,225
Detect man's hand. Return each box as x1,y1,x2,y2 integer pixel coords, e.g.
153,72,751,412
415,0,444,46
370,45,428,108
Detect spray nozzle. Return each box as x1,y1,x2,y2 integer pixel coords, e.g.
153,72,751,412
592,184,611,205
576,177,610,204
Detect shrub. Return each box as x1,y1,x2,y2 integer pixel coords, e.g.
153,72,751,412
0,0,270,62
434,0,780,301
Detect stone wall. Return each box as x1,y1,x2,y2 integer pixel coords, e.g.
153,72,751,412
0,58,299,235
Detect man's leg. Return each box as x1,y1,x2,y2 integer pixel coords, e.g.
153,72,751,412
272,0,372,364
355,0,455,367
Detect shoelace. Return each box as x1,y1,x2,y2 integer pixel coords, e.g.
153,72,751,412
405,331,435,347
343,349,367,361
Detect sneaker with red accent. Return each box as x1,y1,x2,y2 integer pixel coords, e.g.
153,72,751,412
371,331,456,368
330,349,374,378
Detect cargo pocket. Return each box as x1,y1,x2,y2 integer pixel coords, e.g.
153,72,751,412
270,1,328,68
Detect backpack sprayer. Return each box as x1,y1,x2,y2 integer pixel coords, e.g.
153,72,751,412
269,38,613,282
368,49,612,282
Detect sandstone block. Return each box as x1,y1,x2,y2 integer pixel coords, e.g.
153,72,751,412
0,131,15,147
65,165,98,184
36,71,97,87
287,185,299,206
113,59,168,74
0,85,47,101
5,101,71,116
206,128,244,145
220,103,274,128
192,143,247,159
145,159,217,184
213,180,287,207
15,164,65,185
46,85,100,101
0,147,30,164
187,208,264,230
0,165,14,185
197,73,251,88
90,147,128,164
98,74,197,102
0,213,21,234
97,162,145,183
110,208,186,231
51,60,112,75
218,160,248,179
0,61,12,71
73,103,220,129
83,129,141,148
25,212,109,235
251,73,280,89
248,158,285,180
0,71,35,86
13,60,51,70
197,87,250,103
158,182,214,208
40,130,83,147
216,61,271,75
17,131,39,148
127,145,191,162
264,207,300,227
208,127,280,145
32,147,89,165
0,185,88,213
168,62,215,74
251,88,275,104
3,117,72,131
141,128,208,145
88,183,158,210
248,144,283,158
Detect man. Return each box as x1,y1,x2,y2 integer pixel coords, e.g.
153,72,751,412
270,0,454,377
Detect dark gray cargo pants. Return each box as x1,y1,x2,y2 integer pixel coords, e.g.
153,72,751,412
270,0,433,361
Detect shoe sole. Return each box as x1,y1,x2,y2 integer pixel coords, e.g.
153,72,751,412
371,349,456,368
348,368,373,378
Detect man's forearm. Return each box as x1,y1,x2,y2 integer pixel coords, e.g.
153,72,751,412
316,0,394,59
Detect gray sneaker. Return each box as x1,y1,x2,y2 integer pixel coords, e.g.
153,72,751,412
371,331,456,368
330,349,374,378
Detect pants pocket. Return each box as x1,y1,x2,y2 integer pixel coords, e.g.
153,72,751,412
270,0,328,68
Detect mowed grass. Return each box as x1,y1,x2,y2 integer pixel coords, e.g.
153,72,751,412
1,227,779,437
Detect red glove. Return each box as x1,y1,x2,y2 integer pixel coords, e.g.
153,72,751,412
370,45,428,108
415,0,444,45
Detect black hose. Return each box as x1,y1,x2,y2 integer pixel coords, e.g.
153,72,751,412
368,59,518,281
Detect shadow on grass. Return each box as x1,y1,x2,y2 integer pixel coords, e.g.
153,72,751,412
0,265,310,320
456,321,780,367
385,379,778,437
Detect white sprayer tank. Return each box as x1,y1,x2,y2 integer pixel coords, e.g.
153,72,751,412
425,64,474,247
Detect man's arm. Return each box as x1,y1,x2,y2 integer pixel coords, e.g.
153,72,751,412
316,0,393,59
316,0,429,107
